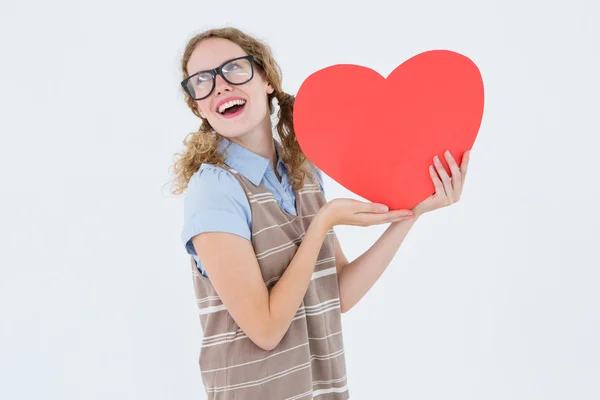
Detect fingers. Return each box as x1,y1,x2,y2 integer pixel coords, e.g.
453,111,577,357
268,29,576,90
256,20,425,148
331,199,389,215
354,210,413,226
361,202,390,213
429,165,445,195
433,155,452,200
432,156,453,205
433,150,471,204
444,150,462,196
461,151,470,183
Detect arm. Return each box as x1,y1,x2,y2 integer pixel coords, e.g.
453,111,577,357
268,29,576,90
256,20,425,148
192,212,331,351
192,199,410,351
186,165,330,351
336,217,418,313
313,166,418,312
335,149,471,313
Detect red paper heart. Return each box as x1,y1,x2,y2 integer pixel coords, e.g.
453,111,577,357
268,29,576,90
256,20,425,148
293,50,484,210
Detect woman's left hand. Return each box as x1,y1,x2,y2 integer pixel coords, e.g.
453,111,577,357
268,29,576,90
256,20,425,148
411,150,471,218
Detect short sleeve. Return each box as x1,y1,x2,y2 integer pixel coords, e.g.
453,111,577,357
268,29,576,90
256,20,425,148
181,164,252,259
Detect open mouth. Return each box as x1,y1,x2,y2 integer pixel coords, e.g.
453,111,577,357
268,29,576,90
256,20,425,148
217,99,247,118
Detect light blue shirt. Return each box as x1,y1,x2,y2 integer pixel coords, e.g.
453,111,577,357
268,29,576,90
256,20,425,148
182,137,325,277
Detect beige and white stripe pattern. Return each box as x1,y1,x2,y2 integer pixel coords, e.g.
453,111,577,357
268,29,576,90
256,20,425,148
189,160,350,399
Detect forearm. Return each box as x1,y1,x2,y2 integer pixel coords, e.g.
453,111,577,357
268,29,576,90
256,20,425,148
338,217,418,313
266,214,331,348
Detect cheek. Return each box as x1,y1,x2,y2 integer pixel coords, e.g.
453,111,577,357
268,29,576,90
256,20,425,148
250,88,271,110
248,97,268,119
195,100,210,116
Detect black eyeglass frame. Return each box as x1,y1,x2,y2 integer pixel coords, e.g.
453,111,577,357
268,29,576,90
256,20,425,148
181,55,256,100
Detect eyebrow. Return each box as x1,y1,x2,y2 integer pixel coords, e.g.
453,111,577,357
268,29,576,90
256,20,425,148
191,56,248,75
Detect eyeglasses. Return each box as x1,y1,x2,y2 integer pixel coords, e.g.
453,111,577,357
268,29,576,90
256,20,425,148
181,55,255,101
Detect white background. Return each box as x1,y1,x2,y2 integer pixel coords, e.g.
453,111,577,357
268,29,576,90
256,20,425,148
1,0,599,399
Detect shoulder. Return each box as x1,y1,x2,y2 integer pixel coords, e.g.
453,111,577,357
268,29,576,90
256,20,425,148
185,164,246,204
182,164,252,255
183,163,251,218
189,163,238,189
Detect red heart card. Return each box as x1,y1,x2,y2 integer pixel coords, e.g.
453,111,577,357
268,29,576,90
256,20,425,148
293,50,484,210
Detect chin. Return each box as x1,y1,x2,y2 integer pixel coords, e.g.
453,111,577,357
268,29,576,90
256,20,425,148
218,129,249,140
213,116,261,140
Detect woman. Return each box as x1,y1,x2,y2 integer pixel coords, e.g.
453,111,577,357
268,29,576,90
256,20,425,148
172,27,470,400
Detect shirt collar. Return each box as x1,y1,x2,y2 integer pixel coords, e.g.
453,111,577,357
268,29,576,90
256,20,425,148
218,137,285,186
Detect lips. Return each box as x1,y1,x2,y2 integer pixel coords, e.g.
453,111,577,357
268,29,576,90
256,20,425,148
219,103,246,118
215,96,247,114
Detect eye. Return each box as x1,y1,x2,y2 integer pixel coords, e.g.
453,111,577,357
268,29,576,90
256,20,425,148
194,72,212,85
223,62,242,73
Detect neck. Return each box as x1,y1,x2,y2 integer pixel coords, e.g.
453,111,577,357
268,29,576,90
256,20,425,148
229,114,278,171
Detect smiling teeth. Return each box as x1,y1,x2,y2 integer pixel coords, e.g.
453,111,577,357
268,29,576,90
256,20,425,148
218,99,246,114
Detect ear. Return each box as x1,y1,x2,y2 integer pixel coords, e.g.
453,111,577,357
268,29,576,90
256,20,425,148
266,83,274,95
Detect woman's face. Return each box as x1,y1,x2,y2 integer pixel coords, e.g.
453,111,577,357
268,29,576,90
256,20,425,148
186,38,274,139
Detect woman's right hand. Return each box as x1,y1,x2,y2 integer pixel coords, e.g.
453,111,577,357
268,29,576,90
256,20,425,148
318,198,414,229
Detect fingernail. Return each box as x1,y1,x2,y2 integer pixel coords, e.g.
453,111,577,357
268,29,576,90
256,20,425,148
380,205,389,212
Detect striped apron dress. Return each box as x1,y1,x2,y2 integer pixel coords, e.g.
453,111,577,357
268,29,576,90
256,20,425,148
189,163,350,400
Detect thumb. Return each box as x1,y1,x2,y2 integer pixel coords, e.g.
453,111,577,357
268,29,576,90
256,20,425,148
362,202,389,213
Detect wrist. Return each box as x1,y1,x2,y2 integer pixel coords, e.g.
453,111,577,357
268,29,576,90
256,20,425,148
314,205,334,233
389,214,419,229
411,205,427,219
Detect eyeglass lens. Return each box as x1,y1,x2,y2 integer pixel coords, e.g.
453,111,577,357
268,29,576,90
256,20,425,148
185,58,253,100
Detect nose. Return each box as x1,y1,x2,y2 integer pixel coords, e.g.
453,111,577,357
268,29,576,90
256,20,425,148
214,74,232,96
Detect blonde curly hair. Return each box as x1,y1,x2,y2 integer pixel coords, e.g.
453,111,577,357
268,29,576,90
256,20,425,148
170,27,315,195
